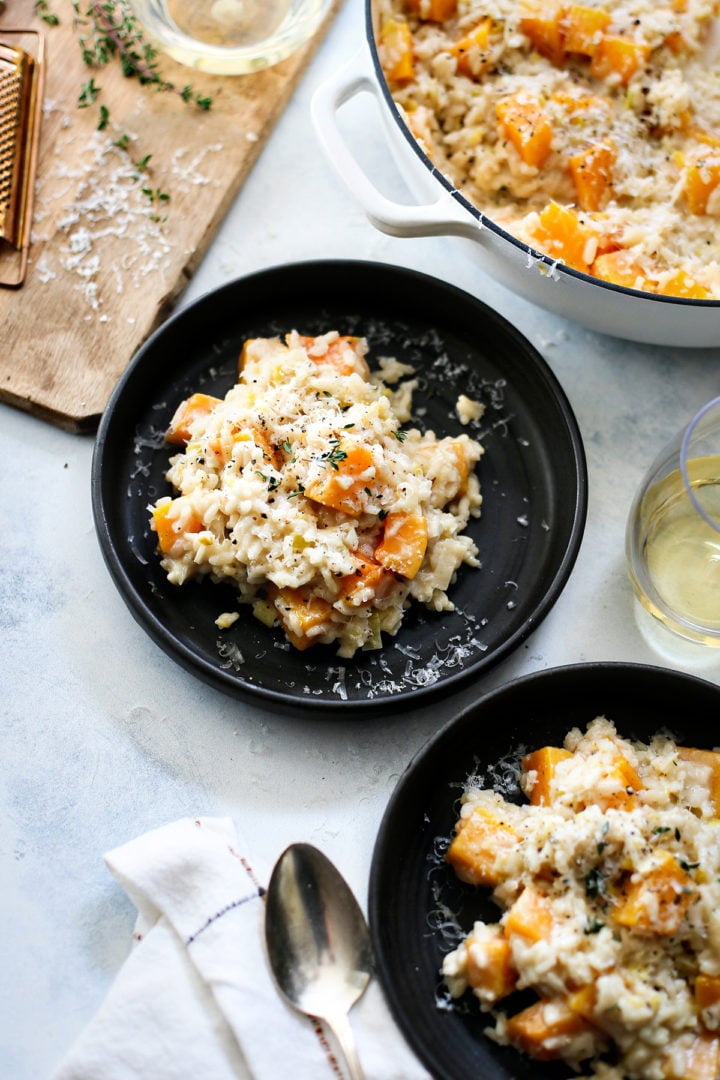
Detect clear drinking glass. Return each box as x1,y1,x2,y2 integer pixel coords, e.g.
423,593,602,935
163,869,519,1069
128,0,332,75
626,396,720,647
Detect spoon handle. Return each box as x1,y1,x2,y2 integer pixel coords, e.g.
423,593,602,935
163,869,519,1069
326,1011,365,1080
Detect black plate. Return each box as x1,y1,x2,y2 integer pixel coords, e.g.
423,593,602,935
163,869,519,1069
91,260,587,714
369,662,720,1079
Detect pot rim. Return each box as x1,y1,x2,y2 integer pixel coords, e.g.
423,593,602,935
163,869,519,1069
364,1,720,310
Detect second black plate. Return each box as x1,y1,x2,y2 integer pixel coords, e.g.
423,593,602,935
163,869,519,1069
92,260,587,714
369,662,720,1078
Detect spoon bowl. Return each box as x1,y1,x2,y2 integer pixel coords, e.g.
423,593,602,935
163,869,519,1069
264,843,374,1079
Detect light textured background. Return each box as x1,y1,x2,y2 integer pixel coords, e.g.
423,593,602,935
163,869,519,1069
2,1,720,1076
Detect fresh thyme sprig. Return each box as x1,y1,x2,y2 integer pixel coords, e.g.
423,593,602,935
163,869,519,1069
78,76,101,107
34,0,60,26
71,1,213,110
322,442,348,471
33,0,215,218
142,185,170,221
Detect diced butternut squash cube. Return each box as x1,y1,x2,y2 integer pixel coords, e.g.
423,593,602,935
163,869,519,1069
506,999,595,1061
552,90,612,114
337,554,396,605
405,0,457,19
413,438,473,503
521,746,573,805
151,499,204,555
567,983,598,1023
450,19,492,79
592,751,643,811
664,30,687,54
613,852,695,935
466,928,517,1002
210,425,281,469
305,443,375,516
446,806,520,886
589,217,623,257
666,1032,720,1080
293,334,369,378
244,426,280,467
680,150,720,215
695,973,720,1014
450,441,471,495
379,19,415,83
270,587,333,651
562,5,611,55
165,393,222,445
374,512,428,580
591,249,654,291
505,886,555,942
531,201,596,271
497,94,554,169
520,2,565,64
656,271,711,300
589,35,651,85
568,141,615,211
677,747,720,813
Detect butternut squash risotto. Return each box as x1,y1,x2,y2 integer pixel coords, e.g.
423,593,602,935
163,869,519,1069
443,717,720,1079
149,332,483,658
375,0,720,299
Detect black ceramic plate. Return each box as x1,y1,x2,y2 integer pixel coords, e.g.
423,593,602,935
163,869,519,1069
369,662,720,1079
92,260,587,714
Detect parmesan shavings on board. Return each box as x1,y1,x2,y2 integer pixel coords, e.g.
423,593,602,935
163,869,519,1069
31,102,223,315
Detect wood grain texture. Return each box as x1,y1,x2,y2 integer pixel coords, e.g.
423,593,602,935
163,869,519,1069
0,0,340,431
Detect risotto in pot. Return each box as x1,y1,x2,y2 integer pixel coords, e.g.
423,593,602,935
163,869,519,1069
443,717,720,1079
149,332,483,658
376,0,720,299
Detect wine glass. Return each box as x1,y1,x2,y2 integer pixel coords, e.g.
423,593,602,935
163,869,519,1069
626,396,720,648
128,0,332,75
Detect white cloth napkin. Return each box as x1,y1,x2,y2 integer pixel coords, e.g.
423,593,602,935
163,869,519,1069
52,817,430,1080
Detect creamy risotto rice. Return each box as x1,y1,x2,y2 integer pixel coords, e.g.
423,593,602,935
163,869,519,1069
443,718,720,1079
376,0,720,299
149,331,483,658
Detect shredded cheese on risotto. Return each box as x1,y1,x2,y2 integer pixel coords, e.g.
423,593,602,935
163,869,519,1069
376,0,720,299
443,717,720,1079
149,331,483,658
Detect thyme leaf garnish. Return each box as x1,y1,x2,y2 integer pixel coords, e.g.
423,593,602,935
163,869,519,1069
34,0,60,26
585,866,607,900
323,444,348,471
78,77,101,107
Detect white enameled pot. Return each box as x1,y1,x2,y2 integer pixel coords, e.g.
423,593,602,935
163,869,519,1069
311,9,720,349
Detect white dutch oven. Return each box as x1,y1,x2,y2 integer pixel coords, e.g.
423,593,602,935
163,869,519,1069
311,5,720,348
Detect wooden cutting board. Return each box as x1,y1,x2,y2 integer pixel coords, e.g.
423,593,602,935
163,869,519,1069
0,0,341,432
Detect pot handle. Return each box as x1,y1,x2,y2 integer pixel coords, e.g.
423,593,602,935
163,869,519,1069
311,49,480,239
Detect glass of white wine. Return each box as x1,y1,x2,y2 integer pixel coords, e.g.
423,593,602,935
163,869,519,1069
626,396,720,647
128,0,332,75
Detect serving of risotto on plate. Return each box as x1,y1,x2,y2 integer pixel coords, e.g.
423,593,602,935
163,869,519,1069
376,0,720,299
148,331,483,659
443,717,720,1079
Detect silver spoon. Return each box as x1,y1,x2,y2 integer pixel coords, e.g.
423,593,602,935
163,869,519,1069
264,842,373,1080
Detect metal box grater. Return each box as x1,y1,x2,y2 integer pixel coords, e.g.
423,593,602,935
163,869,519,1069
0,30,44,287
